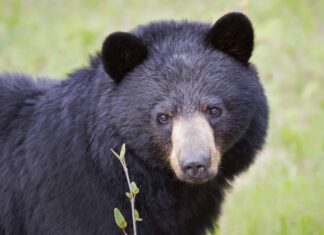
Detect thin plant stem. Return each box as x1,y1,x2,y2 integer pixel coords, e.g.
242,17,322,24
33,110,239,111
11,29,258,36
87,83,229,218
122,228,128,235
120,159,137,235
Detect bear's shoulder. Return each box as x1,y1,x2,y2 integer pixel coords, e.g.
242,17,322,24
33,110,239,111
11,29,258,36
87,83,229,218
0,73,56,131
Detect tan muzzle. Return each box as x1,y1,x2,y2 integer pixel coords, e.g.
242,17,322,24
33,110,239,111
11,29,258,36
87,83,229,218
170,113,220,183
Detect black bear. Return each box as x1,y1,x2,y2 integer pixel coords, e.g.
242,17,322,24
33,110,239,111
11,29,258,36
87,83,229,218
0,12,268,235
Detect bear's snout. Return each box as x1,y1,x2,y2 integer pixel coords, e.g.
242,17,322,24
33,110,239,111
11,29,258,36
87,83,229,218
169,113,220,183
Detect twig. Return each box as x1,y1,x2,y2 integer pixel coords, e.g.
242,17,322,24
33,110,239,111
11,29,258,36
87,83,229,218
111,144,139,235
119,157,137,235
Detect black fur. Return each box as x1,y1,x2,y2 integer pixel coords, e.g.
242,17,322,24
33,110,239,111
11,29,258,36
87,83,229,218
102,32,148,83
206,12,254,64
0,13,268,235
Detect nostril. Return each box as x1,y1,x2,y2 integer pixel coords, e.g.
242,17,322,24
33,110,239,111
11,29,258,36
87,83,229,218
197,165,206,172
185,165,193,170
184,165,195,176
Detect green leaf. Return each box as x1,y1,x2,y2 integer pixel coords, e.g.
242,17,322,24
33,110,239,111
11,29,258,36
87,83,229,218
114,208,127,229
125,192,132,199
134,209,143,222
119,143,126,160
130,182,140,195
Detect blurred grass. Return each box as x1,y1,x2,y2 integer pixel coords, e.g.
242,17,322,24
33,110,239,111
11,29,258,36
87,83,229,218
0,0,323,234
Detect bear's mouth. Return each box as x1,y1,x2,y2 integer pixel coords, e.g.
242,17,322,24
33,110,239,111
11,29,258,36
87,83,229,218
177,170,218,184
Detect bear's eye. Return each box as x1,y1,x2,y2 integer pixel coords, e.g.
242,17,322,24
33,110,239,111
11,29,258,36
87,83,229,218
157,114,170,125
207,107,222,117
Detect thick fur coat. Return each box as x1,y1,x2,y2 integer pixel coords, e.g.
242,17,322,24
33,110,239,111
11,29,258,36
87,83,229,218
0,13,268,235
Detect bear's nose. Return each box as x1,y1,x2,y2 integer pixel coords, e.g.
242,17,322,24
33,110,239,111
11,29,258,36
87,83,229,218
180,156,211,180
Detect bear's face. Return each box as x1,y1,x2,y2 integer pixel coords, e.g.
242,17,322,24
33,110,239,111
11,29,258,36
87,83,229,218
103,13,259,183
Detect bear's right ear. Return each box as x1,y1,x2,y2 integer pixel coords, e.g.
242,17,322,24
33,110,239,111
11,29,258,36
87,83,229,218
101,32,148,83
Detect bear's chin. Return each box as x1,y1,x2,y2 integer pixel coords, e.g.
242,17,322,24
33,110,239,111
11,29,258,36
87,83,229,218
177,173,217,185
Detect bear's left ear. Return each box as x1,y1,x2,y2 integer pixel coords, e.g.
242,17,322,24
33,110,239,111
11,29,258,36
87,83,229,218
206,12,254,64
102,32,148,83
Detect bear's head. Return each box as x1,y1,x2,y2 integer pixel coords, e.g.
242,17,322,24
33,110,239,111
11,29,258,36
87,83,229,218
101,12,267,184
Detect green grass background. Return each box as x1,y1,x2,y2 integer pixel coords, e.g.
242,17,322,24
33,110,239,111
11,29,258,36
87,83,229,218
0,0,323,234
